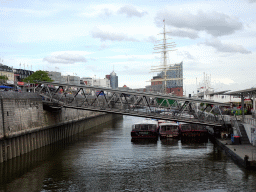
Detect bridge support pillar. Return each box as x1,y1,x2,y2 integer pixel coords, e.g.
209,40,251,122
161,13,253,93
253,94,255,113
241,95,245,122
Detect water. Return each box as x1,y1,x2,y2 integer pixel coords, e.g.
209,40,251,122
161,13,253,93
1,116,256,192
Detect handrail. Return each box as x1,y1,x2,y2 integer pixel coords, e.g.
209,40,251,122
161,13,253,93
231,115,242,136
244,117,256,127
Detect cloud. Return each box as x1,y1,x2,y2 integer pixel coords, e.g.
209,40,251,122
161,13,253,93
91,27,139,42
117,5,147,17
43,51,91,64
177,51,195,60
146,36,157,43
99,8,113,17
100,43,109,50
202,39,251,54
167,28,199,39
105,54,155,60
156,10,243,37
247,0,256,3
0,7,53,17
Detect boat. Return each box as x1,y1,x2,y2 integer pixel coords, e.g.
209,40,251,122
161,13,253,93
131,118,159,139
179,123,208,138
159,121,180,139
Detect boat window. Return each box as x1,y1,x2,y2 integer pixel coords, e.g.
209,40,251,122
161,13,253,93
182,125,190,130
141,125,148,130
169,125,178,130
148,124,156,130
134,125,141,130
161,126,166,131
191,124,197,130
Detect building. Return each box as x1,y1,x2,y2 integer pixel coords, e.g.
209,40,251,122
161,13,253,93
92,77,110,88
81,77,93,86
0,63,15,84
109,71,118,89
47,71,61,83
61,75,80,85
118,85,130,91
195,73,241,103
149,62,183,96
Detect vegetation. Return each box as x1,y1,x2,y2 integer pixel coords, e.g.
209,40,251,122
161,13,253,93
0,75,8,80
23,70,53,83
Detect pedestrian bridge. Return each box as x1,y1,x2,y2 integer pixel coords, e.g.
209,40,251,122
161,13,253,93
35,82,230,127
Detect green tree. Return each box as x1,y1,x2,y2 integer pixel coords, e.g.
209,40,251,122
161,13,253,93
0,75,8,80
23,70,53,83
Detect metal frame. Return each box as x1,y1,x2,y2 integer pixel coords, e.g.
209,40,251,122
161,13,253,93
35,82,229,126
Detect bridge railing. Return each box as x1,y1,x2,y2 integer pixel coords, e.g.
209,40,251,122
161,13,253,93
35,82,229,126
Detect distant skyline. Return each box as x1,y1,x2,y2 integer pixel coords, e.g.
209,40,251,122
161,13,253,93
1,0,255,95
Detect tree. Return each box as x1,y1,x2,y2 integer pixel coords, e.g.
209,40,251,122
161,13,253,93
0,75,8,80
23,70,53,83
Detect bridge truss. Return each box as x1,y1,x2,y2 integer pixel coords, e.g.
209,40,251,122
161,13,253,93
35,82,229,127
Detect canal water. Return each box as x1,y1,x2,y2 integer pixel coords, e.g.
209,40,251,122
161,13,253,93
1,116,256,192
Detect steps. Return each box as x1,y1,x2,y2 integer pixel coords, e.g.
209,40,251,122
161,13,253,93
238,124,250,144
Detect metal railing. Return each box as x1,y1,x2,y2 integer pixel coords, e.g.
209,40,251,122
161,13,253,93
245,118,256,127
35,82,230,127
231,116,242,137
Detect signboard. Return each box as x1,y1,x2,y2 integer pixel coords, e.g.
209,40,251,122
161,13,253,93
7,80,14,84
17,82,24,86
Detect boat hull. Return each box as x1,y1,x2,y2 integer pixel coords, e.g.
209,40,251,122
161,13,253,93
131,131,158,139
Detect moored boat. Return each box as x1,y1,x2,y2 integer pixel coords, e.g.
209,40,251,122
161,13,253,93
159,122,180,139
131,119,159,139
179,123,208,138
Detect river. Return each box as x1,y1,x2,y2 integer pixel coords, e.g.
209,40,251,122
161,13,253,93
1,115,256,192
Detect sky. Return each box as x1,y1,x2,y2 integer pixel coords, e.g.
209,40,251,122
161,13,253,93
0,0,256,95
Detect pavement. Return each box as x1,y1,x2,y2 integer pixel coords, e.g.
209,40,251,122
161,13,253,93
217,138,256,162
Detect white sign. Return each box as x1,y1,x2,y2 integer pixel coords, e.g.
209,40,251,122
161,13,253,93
7,80,14,84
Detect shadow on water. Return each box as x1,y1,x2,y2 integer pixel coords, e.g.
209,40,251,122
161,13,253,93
0,119,120,191
160,138,179,146
131,138,158,145
181,136,209,144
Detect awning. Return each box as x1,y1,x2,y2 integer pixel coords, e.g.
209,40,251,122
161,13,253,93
0,85,13,89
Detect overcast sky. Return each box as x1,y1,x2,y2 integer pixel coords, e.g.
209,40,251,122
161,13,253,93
1,0,255,95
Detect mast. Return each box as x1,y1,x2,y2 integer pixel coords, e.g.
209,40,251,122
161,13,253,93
150,19,179,94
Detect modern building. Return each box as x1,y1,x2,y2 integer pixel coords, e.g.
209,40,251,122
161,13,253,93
109,71,118,89
149,62,183,96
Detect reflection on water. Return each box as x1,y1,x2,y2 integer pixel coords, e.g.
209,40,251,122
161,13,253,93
1,115,256,191
131,138,158,145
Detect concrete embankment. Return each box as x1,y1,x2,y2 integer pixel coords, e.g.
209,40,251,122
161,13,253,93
214,137,256,169
0,92,121,162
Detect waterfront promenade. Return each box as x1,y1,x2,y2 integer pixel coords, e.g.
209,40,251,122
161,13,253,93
216,138,256,169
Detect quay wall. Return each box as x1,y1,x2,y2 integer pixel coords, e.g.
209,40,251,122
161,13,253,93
0,92,121,162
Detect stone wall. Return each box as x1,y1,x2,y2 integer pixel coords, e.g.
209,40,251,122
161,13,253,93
0,92,101,139
0,92,122,162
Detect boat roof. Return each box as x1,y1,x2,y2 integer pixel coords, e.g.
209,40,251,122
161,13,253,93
178,122,188,125
133,119,158,125
160,122,179,126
